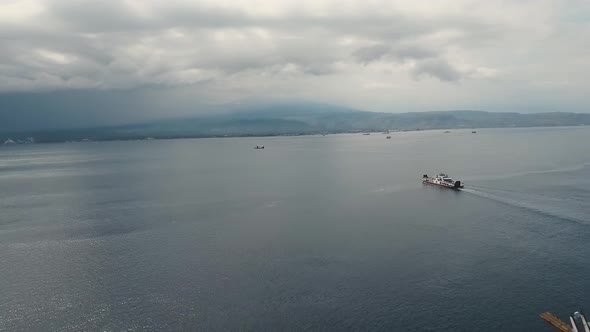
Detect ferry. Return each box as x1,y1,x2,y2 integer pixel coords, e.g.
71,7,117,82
422,173,464,190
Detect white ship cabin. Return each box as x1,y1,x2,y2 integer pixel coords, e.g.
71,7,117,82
437,173,454,183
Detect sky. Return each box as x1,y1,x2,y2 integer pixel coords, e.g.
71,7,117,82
1,0,590,126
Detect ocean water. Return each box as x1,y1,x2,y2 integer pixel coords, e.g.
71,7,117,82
1,127,590,331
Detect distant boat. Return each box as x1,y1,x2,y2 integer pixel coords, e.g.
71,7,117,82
363,133,371,135
472,131,477,134
422,173,464,190
386,136,391,139
254,145,265,149
444,131,451,133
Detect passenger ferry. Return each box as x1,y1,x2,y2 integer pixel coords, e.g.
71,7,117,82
422,173,464,190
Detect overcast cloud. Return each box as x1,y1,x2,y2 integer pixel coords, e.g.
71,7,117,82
1,0,589,113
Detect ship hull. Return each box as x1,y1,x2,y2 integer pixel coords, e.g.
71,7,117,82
422,180,463,190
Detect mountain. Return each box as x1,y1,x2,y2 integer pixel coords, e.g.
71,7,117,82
1,105,590,143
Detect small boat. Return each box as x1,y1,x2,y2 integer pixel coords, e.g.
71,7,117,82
444,131,451,134
363,133,371,135
386,136,391,139
422,173,463,190
254,145,265,149
472,131,477,134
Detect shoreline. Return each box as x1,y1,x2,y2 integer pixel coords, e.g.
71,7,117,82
1,124,589,146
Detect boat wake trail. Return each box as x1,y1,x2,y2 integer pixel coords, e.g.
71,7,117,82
462,186,590,225
461,162,590,182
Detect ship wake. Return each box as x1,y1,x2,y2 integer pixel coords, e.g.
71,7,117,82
462,185,589,225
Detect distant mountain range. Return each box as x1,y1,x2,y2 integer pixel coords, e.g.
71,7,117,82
2,105,590,143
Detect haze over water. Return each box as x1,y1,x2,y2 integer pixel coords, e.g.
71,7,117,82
1,127,590,331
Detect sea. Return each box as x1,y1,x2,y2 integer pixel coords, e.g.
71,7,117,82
1,127,590,331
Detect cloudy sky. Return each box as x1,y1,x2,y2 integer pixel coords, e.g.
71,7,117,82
1,0,589,120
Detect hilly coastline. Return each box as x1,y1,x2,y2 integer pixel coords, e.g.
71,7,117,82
2,106,590,143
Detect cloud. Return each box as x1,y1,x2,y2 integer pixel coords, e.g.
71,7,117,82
394,46,436,61
412,59,462,82
0,0,589,113
352,43,440,81
0,0,499,90
353,45,392,64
